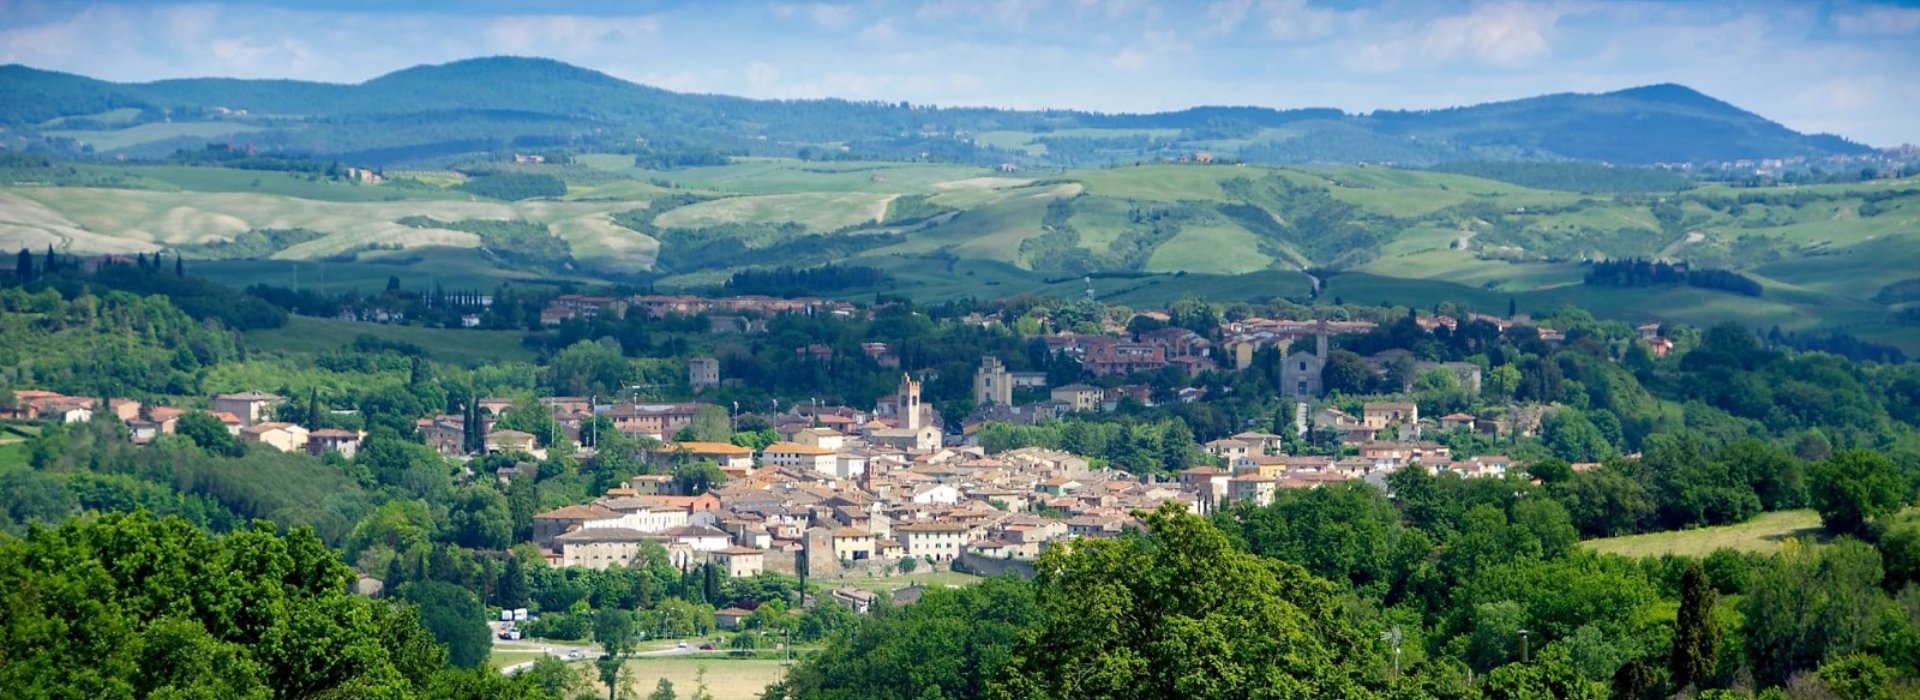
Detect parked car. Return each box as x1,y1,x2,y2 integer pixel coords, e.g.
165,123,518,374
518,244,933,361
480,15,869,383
698,644,714,651
677,642,689,649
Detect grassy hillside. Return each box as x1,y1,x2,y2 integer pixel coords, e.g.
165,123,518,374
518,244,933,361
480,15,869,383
245,315,535,365
1583,510,1824,558
7,157,1916,352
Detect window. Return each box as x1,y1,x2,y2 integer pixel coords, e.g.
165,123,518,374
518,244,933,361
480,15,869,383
1298,361,1307,371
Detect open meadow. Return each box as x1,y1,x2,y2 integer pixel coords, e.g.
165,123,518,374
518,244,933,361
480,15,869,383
615,657,788,700
1582,510,1825,558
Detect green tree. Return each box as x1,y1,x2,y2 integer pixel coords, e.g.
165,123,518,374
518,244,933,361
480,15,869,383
987,503,1377,699
547,340,630,397
595,608,636,699
497,555,532,609
686,404,732,443
1742,540,1889,686
1810,450,1907,538
648,678,678,700
595,608,636,656
1668,562,1720,691
673,460,726,496
447,485,513,550
0,512,445,697
1321,350,1376,395
177,410,241,456
1819,654,1894,700
399,580,493,669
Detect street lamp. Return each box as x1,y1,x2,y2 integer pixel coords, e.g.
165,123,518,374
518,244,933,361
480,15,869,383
1518,628,1530,664
1380,625,1402,676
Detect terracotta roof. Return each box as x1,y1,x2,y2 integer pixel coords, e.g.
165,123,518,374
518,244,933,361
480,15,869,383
534,504,620,520
668,441,754,455
765,441,835,456
897,521,969,532
554,527,658,543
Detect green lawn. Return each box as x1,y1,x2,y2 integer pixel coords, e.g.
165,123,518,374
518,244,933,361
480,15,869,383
244,315,536,365
1583,510,1825,558
617,657,788,700
488,649,551,670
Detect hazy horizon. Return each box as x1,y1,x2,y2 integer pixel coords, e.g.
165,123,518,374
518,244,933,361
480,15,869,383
3,0,1917,146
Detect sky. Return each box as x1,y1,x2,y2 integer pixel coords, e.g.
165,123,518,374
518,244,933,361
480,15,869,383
1,0,1917,146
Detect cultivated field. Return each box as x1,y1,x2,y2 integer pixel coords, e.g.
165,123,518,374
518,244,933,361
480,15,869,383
653,192,896,232
616,657,788,700
1582,510,1825,558
7,157,1916,352
0,186,658,272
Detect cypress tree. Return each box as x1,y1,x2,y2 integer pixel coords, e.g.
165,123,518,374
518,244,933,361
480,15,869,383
16,247,31,282
44,244,56,273
702,563,720,606
175,253,185,277
1669,561,1721,690
306,388,321,430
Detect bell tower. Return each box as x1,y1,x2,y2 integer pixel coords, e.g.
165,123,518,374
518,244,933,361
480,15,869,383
897,373,922,431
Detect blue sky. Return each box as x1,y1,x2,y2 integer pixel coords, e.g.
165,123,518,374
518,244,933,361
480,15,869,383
2,0,1917,145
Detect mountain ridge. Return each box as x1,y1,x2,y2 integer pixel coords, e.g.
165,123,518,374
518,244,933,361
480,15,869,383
0,56,1872,166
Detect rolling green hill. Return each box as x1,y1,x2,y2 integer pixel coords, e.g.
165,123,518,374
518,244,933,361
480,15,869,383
3,156,1915,352
0,57,1869,167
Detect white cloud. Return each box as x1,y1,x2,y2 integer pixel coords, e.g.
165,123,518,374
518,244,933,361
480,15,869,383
859,18,898,42
1108,29,1188,71
1349,2,1569,72
481,15,660,57
916,0,1053,27
772,3,857,29
744,61,782,92
1831,4,1920,36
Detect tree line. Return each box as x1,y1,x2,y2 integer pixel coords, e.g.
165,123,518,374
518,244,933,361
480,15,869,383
1584,258,1764,297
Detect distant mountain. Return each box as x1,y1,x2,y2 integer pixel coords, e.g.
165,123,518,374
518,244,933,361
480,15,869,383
0,57,1871,166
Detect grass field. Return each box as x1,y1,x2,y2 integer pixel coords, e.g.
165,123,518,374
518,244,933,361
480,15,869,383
9,157,1916,352
245,315,537,365
43,122,268,151
617,657,788,700
0,186,656,271
1583,510,1825,558
191,249,593,294
488,650,550,670
1143,221,1273,274
654,192,895,232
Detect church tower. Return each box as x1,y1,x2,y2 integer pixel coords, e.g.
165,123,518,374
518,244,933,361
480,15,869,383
897,373,922,431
